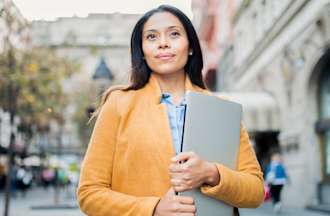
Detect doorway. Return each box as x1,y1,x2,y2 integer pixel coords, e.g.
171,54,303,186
253,131,280,175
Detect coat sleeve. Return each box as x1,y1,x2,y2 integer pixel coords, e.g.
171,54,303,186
200,124,264,208
77,92,160,216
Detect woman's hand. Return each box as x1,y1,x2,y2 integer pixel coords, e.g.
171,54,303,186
169,152,220,192
153,187,196,216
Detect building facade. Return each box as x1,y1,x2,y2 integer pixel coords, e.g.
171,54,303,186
219,0,330,209
31,13,140,84
30,13,140,151
191,0,242,90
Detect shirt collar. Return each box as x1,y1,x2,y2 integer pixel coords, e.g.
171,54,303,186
161,93,186,106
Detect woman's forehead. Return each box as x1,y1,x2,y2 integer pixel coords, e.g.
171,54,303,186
143,12,185,32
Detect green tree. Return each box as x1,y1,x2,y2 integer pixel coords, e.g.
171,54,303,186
0,47,80,147
0,2,79,215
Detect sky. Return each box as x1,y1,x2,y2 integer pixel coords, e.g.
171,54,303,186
13,0,193,21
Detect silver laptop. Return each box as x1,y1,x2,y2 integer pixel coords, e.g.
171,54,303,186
180,92,242,216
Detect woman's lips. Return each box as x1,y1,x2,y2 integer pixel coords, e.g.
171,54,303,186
156,53,175,60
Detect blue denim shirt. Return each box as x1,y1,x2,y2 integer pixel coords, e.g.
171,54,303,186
161,93,186,155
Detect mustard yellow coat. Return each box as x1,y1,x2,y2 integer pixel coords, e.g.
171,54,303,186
77,74,264,216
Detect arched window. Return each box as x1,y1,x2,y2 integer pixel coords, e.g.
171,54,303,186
320,71,330,178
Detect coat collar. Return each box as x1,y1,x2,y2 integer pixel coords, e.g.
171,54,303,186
146,73,205,104
141,73,207,165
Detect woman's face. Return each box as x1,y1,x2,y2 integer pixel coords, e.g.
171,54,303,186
142,12,190,76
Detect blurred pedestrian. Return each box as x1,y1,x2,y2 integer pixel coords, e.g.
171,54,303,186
41,166,55,189
265,152,288,213
16,165,33,197
77,5,264,216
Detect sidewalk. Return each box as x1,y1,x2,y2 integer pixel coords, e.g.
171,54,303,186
240,202,330,216
0,186,84,216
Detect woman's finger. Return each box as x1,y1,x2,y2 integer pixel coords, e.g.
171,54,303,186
170,178,182,187
176,195,194,205
171,152,195,163
178,203,196,213
169,171,183,179
170,161,193,174
169,163,184,173
174,184,190,192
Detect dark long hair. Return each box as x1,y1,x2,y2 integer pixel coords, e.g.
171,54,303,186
93,5,205,119
127,4,205,90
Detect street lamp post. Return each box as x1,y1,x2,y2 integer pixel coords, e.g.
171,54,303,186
87,55,114,120
92,56,114,94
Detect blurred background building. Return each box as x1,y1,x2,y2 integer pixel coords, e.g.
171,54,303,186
29,13,140,153
31,13,139,84
199,0,330,211
192,0,241,91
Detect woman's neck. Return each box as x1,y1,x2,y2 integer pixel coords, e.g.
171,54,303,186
154,71,186,105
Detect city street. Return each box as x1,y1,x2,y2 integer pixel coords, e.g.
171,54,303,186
0,187,83,216
1,187,329,216
241,203,330,216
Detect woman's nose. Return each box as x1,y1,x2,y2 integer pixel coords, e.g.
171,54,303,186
158,35,169,49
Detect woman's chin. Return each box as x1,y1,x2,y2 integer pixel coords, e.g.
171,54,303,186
152,69,184,76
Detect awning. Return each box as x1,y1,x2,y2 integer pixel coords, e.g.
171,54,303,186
215,92,280,132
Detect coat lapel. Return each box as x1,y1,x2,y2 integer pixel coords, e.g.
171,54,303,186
145,74,175,166
144,73,206,167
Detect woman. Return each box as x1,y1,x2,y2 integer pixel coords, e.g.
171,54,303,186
265,153,288,213
77,5,264,216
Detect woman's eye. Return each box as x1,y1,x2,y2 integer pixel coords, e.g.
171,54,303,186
146,34,157,40
170,31,180,37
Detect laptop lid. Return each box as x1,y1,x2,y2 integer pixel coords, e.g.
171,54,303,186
180,92,242,215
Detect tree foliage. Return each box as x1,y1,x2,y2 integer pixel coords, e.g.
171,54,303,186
0,1,79,140
0,46,80,137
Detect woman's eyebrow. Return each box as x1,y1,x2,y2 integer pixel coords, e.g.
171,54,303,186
167,26,183,30
143,26,183,33
144,29,158,33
